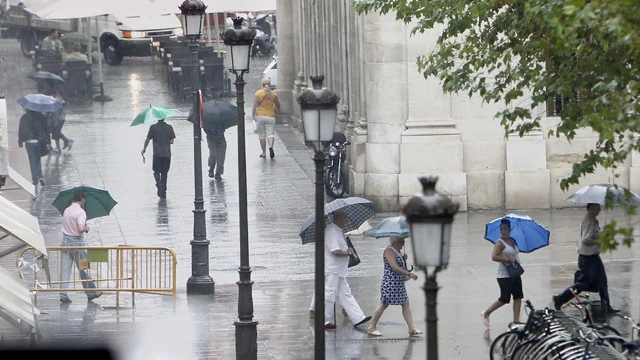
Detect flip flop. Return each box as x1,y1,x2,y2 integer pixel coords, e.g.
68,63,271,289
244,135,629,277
259,154,266,158
367,330,382,336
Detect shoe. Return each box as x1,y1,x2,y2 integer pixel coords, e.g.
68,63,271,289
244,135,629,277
367,329,382,336
354,316,372,327
508,322,525,329
259,153,266,158
309,310,315,319
215,174,222,180
325,323,336,330
208,169,214,178
552,295,563,311
60,296,72,304
269,147,275,159
65,139,74,150
52,148,61,153
38,178,45,186
607,306,621,314
481,311,490,327
87,291,103,301
408,329,423,337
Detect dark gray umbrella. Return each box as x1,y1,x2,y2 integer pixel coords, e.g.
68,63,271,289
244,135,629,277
187,100,237,131
28,71,65,83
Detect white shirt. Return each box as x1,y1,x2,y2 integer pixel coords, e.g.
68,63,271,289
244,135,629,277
325,223,348,277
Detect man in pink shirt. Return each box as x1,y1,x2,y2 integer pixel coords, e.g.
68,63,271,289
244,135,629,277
60,189,102,303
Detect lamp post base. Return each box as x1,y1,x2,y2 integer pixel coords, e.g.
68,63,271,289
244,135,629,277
186,276,215,295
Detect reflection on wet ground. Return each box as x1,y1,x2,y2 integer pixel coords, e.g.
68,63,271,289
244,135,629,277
1,39,640,359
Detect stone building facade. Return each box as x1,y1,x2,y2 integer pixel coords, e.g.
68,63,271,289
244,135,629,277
275,0,638,212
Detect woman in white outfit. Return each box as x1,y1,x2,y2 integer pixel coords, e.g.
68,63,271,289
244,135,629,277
252,78,280,159
481,218,524,328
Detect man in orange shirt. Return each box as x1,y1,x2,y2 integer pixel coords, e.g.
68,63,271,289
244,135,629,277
59,189,102,303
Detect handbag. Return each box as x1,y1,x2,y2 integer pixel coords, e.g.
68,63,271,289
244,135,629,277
503,260,525,279
345,236,360,268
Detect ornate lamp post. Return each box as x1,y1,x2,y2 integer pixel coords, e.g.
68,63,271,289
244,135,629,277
180,0,215,296
403,176,459,360
297,75,339,360
221,17,257,360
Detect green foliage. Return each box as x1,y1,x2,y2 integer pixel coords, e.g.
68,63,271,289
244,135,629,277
354,0,640,251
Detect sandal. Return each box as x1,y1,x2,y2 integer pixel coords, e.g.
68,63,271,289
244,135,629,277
481,311,490,327
259,153,266,158
408,329,423,337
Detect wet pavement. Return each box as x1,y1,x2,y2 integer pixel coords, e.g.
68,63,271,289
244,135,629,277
1,38,640,359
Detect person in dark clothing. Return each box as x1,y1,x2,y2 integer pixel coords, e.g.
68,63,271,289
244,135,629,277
42,79,73,152
205,128,226,180
552,203,620,313
18,110,50,186
141,119,175,198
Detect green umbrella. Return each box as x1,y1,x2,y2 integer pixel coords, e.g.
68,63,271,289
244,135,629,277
130,106,179,126
52,186,118,220
60,32,97,45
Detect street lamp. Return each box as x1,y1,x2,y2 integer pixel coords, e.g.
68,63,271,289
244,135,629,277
221,17,257,360
180,0,215,296
297,75,340,360
403,176,459,360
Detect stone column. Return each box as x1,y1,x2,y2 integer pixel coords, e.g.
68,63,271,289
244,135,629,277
399,27,467,210
275,0,295,125
362,12,407,212
505,130,550,209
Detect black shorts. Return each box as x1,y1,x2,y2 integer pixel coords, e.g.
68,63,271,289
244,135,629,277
497,277,523,304
152,156,171,173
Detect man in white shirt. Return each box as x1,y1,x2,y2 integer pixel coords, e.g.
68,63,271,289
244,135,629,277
324,210,371,329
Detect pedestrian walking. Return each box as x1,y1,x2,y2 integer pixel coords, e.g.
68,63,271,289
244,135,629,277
141,118,175,198
252,77,280,159
366,237,422,337
59,189,102,303
323,209,371,329
42,79,73,152
205,128,226,180
481,218,524,328
18,109,49,186
552,203,620,313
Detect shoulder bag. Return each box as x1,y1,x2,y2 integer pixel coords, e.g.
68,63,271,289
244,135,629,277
503,260,524,279
345,236,360,268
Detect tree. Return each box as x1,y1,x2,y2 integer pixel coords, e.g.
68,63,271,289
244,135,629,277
354,0,640,251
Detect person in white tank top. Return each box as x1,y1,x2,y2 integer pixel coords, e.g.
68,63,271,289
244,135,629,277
480,218,524,329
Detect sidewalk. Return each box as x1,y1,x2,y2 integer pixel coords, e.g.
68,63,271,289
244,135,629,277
1,38,640,359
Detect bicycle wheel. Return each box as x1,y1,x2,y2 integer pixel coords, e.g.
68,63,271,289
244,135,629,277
512,338,540,360
491,330,523,360
588,324,621,337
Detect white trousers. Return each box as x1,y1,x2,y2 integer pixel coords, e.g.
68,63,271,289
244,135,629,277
324,273,365,325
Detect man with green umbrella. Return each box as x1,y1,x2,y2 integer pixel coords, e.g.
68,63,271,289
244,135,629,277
141,118,175,198
60,189,102,303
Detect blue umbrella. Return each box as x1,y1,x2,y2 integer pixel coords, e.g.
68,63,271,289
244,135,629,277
484,214,550,253
365,216,409,238
17,94,63,114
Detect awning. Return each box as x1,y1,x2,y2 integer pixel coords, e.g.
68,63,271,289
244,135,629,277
152,0,276,13
0,265,38,334
0,195,47,256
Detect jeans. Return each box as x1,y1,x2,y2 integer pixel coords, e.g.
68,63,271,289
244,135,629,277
60,235,97,298
25,141,42,185
207,135,226,175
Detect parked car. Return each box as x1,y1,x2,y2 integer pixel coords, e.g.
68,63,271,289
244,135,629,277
263,56,277,89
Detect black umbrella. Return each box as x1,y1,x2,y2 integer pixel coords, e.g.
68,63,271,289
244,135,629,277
187,100,238,131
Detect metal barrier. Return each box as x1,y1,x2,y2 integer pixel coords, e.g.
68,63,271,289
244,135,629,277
18,245,177,307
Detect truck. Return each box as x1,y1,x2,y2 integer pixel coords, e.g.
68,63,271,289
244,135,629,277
0,0,183,65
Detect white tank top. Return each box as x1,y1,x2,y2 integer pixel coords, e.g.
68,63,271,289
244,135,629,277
496,239,520,279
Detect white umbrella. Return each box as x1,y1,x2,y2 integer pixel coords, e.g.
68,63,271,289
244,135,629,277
566,184,640,205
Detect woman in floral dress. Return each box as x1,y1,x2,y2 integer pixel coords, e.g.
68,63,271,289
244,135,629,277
367,236,423,337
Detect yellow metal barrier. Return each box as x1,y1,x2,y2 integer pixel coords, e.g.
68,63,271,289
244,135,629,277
19,245,177,307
